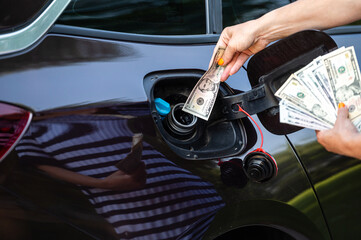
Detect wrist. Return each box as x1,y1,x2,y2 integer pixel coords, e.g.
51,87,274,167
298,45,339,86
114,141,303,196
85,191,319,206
97,178,108,189
343,132,361,159
256,9,294,44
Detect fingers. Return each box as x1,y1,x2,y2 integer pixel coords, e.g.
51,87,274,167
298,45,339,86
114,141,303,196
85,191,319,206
220,27,253,66
221,44,237,66
220,50,253,81
229,51,252,75
315,129,327,143
220,52,240,82
209,34,229,68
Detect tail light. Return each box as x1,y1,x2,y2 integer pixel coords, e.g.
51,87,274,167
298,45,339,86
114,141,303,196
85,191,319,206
0,103,32,162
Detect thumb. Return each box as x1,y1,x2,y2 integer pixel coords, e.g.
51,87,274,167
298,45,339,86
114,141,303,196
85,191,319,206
334,103,349,127
336,104,349,121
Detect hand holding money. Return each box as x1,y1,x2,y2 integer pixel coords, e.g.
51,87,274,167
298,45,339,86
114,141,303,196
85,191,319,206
183,48,225,120
276,46,361,131
315,104,361,159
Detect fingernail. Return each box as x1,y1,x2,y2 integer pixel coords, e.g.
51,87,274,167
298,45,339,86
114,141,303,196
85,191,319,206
229,73,233,76
218,58,224,66
338,102,345,108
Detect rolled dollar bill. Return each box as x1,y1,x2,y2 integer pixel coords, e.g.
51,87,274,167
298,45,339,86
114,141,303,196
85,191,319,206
182,48,225,120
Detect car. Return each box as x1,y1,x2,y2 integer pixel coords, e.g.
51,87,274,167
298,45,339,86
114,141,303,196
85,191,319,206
1,0,361,239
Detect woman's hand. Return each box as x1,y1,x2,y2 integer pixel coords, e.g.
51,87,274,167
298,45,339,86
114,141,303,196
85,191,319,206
316,105,361,159
102,162,147,191
210,0,361,82
210,20,271,82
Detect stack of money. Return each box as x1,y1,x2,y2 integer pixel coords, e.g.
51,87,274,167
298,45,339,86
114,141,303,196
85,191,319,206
276,46,361,131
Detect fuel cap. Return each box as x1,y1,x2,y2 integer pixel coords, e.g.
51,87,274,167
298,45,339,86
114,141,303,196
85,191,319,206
244,151,277,182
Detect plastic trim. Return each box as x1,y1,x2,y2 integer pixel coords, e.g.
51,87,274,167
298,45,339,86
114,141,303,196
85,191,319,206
50,24,220,45
0,0,71,55
326,25,361,35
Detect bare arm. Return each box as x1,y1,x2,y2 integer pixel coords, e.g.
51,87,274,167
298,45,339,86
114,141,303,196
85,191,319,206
258,0,361,43
37,163,146,191
37,165,104,188
214,0,361,81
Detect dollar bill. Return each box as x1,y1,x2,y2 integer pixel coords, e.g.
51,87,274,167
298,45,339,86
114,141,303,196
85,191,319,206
279,100,331,130
295,58,336,113
311,56,338,110
323,46,361,120
277,45,361,132
352,115,361,131
275,74,336,126
182,48,225,120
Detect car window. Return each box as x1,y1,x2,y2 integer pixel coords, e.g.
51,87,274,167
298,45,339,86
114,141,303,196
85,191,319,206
0,0,52,34
56,0,206,35
222,0,290,27
0,0,70,55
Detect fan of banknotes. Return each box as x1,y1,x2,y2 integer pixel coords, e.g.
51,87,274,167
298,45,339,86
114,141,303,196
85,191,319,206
275,46,361,131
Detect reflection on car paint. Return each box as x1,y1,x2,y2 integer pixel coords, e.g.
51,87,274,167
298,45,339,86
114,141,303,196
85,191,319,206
15,102,224,239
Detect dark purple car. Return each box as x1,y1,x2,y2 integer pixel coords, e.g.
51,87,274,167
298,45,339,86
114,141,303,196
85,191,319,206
1,0,361,239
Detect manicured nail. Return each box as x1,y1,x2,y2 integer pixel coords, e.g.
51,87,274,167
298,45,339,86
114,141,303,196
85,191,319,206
218,58,224,66
338,102,345,108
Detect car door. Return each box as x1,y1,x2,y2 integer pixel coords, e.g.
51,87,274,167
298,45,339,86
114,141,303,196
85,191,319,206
285,31,361,239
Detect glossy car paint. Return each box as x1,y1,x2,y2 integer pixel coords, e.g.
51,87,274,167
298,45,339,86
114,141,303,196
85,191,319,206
276,33,361,240
1,22,361,240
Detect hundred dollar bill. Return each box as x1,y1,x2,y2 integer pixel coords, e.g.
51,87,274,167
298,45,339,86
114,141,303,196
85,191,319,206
323,46,361,120
275,74,336,126
182,48,225,120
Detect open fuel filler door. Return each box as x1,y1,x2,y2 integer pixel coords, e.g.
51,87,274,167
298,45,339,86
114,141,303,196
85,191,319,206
145,30,337,161
222,30,338,135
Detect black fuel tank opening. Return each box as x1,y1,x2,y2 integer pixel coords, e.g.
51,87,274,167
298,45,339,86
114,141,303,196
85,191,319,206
143,70,255,160
163,103,198,140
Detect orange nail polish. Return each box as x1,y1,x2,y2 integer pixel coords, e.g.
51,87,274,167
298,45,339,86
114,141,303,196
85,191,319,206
338,102,345,108
218,58,224,66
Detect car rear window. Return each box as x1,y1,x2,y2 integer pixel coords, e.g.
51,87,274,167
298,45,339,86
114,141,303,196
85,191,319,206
0,0,52,33
56,0,206,35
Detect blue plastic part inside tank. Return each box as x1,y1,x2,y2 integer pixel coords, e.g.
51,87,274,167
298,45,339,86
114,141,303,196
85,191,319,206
155,98,171,116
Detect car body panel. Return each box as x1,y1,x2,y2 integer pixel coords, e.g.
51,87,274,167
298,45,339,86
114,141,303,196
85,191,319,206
283,33,361,240
0,34,216,111
0,31,332,239
1,2,361,238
